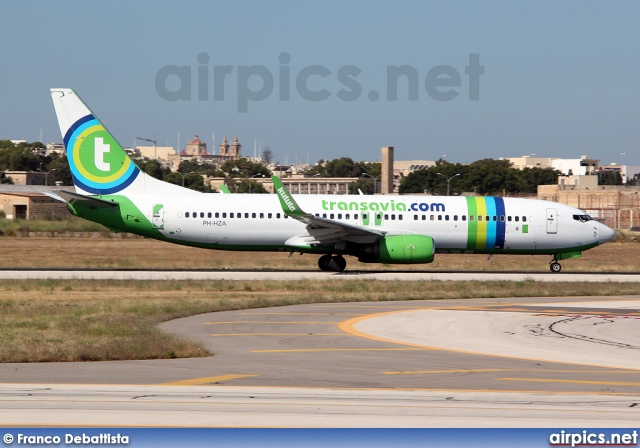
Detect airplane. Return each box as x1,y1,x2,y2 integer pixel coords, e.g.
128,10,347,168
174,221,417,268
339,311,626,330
49,88,615,273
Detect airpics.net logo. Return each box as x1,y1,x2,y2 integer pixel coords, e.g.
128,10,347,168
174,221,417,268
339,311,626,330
155,52,483,112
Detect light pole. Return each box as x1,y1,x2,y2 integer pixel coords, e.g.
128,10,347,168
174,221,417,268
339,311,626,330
178,171,195,187
44,169,56,186
249,173,265,193
361,173,381,194
436,172,460,196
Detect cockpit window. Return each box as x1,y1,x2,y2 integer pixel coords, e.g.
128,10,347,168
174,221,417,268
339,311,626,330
573,214,593,222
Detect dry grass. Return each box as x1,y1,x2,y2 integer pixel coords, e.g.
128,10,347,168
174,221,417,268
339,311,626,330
1,278,640,363
0,236,639,272
1,232,639,363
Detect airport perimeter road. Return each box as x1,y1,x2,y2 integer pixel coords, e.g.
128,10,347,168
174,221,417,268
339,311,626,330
1,269,640,282
1,296,640,426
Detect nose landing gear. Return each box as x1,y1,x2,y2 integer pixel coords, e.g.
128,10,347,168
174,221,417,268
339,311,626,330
549,259,562,273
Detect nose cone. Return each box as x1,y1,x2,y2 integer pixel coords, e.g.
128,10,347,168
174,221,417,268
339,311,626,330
599,222,615,244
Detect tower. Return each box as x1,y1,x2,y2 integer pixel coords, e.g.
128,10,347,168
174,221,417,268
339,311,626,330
381,146,394,194
231,136,241,159
219,135,230,157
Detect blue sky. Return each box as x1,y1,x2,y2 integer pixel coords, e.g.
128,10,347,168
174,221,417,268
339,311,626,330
2,0,639,165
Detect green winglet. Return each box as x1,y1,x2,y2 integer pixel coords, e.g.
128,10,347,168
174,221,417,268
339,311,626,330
219,184,231,194
272,175,304,217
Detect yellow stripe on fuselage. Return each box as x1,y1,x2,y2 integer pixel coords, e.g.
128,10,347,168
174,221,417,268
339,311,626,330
474,197,487,250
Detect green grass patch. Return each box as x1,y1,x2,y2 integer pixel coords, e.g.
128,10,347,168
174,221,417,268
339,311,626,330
1,279,639,363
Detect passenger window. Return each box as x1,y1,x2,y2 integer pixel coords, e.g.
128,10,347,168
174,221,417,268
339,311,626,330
522,216,527,222
515,216,519,222
384,214,389,220
500,216,505,222
485,216,489,222
399,215,403,221
323,213,327,218
445,215,449,221
230,213,234,218
215,212,219,218
337,213,342,219
330,213,334,219
508,216,512,222
222,212,226,218
422,215,426,221
430,215,435,221
252,213,256,218
362,213,367,220
345,214,350,219
493,216,497,222
260,213,264,218
185,212,190,218
438,215,442,221
478,216,483,221
453,215,458,221
354,214,359,220
245,213,249,218
391,214,395,220
462,215,466,221
277,213,281,219
469,216,474,221
268,213,272,219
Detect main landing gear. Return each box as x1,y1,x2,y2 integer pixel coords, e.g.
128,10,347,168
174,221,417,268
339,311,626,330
549,259,562,273
318,254,347,272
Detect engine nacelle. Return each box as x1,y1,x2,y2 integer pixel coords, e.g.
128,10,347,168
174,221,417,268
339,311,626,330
376,234,435,264
349,234,435,264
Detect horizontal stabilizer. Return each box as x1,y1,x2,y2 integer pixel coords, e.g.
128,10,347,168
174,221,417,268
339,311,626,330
54,190,119,208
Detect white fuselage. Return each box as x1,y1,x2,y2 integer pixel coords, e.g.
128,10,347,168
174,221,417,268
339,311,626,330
130,193,611,255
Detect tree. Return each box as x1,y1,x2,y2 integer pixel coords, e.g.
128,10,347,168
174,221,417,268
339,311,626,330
47,153,72,186
306,158,380,179
348,178,375,195
138,158,170,180
261,146,273,164
228,178,268,193
221,158,271,178
0,171,13,184
598,170,623,185
520,167,560,193
398,161,469,195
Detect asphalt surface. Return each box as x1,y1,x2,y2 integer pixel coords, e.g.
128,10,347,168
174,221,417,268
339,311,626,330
1,273,639,426
0,269,640,282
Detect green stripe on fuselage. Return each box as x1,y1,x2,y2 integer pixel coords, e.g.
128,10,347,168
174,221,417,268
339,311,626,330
465,197,477,250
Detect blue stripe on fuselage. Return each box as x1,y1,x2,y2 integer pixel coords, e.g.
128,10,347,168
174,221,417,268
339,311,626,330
494,197,506,249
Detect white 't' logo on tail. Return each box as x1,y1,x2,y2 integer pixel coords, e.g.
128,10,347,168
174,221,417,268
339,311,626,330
94,137,111,172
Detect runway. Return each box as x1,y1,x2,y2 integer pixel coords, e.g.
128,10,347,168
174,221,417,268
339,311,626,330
1,295,639,426
1,269,640,282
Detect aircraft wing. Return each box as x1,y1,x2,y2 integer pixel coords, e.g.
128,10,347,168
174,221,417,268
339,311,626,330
272,176,385,240
53,190,119,209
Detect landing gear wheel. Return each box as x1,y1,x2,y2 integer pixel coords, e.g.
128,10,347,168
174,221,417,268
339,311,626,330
550,261,562,273
317,255,347,272
318,254,333,271
331,255,347,272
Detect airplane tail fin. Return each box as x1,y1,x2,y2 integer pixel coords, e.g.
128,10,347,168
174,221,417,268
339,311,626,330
50,89,190,196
